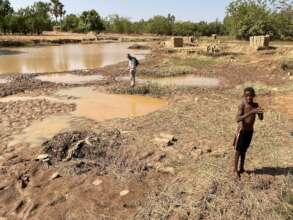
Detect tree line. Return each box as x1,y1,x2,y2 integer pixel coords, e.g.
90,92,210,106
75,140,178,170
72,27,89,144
0,0,292,39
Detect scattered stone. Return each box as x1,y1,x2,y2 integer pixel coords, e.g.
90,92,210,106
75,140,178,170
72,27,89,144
120,190,130,197
18,174,30,189
155,153,167,162
206,148,212,153
139,151,155,160
160,133,176,141
154,133,177,147
36,154,49,161
158,166,175,175
50,172,61,181
92,178,103,186
191,150,203,160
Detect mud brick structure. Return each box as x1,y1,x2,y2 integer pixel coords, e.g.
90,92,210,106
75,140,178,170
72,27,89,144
165,37,184,48
250,35,270,50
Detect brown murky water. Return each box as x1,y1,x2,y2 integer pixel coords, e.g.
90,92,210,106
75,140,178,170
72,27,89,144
35,73,105,84
56,87,167,121
2,87,167,147
8,115,72,148
0,43,149,74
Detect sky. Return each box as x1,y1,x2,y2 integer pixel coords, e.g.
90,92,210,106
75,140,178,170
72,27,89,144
9,0,231,22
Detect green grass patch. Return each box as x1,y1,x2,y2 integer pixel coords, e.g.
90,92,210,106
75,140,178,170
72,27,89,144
171,56,217,68
111,83,166,97
140,65,193,78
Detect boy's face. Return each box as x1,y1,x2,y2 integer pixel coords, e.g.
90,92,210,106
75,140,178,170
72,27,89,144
244,91,254,103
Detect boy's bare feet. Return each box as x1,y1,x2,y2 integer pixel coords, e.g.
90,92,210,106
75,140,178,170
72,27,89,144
234,169,241,179
239,169,246,174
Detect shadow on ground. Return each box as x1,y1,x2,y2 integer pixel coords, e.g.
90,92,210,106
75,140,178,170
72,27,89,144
248,167,293,176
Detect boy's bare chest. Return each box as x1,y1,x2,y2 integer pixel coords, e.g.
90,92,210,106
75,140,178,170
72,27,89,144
243,105,255,113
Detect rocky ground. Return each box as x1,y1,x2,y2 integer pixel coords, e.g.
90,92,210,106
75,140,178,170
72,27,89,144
0,41,292,220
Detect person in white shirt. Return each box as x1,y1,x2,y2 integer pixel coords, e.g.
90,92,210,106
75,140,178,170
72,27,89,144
127,54,139,87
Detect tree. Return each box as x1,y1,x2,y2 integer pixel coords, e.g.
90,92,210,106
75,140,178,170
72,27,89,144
0,0,13,33
49,0,65,26
79,10,104,33
62,14,80,32
30,1,52,34
174,21,195,36
223,0,286,39
104,14,132,33
148,14,176,35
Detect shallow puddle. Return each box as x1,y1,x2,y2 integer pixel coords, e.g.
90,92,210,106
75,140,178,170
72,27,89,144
8,115,72,148
145,75,220,87
35,73,105,84
3,87,167,147
56,87,167,121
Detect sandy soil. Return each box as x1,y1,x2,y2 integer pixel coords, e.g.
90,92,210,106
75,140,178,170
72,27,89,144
0,40,292,220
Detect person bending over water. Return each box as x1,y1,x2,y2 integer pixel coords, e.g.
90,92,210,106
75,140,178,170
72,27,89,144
127,54,139,87
233,87,264,178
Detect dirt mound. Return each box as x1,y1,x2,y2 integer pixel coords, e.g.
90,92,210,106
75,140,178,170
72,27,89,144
0,75,58,97
128,44,150,50
42,129,145,175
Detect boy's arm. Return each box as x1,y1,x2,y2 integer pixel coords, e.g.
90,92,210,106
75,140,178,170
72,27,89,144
256,103,264,121
236,104,258,123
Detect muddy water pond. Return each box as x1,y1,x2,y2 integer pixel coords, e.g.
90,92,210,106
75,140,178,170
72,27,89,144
0,43,150,74
2,87,167,147
55,87,167,121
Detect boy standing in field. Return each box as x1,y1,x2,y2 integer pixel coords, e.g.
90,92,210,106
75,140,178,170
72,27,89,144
233,87,264,178
127,54,139,87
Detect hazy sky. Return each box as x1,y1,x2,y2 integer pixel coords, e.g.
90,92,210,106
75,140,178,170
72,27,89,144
10,0,231,22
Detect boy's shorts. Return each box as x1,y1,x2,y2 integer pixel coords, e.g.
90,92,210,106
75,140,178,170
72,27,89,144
235,130,253,153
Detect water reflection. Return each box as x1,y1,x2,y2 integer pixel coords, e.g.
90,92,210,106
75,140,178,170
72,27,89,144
0,43,149,74
0,50,24,56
